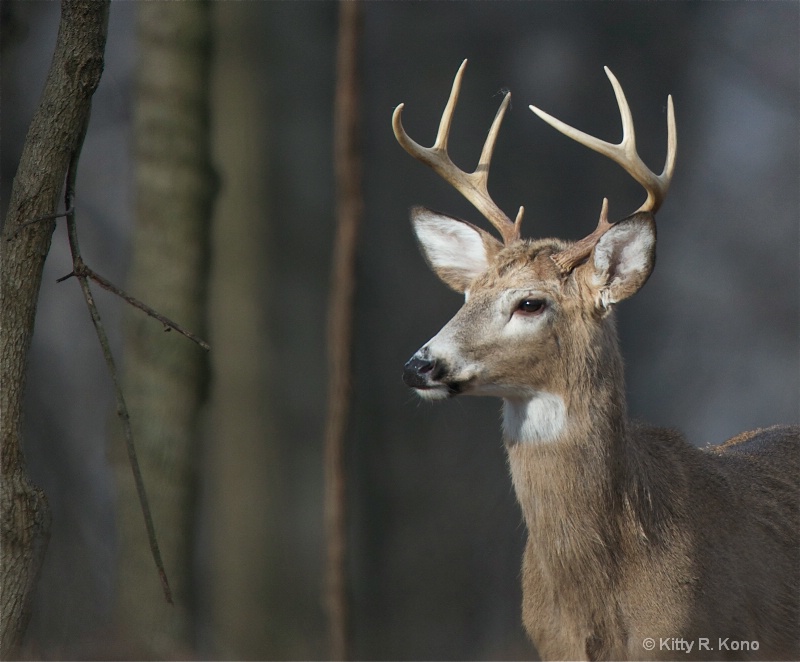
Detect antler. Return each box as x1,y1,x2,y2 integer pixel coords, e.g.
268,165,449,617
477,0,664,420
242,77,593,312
530,67,677,271
393,59,523,245
551,198,613,272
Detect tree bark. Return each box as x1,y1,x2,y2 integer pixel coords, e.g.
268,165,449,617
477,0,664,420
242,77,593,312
0,1,109,656
112,1,214,655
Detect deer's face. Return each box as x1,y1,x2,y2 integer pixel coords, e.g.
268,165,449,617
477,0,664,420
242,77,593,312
403,207,656,403
405,237,567,401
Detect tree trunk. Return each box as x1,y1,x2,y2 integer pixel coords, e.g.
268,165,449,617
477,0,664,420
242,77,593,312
112,1,214,655
0,1,109,656
203,3,278,657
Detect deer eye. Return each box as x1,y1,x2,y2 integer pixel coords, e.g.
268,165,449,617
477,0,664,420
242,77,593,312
516,298,546,315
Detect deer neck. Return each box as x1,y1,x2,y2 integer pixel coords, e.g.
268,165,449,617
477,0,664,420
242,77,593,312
503,320,633,553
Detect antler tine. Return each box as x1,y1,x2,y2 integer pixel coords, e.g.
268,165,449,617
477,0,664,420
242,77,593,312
431,58,466,152
393,59,522,244
530,67,677,214
551,198,613,272
477,85,509,184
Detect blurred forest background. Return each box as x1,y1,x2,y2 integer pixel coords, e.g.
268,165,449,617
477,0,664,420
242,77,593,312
2,1,798,659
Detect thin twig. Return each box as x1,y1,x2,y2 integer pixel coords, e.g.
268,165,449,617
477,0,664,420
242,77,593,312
324,1,363,659
6,208,74,241
63,115,173,605
57,265,210,351
74,272,174,604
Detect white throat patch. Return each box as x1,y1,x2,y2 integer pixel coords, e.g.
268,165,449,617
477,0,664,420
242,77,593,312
502,393,567,444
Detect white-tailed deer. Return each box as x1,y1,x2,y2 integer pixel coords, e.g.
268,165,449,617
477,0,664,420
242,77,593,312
394,60,799,661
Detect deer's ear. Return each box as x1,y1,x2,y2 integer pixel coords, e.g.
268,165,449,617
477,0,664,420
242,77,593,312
411,207,503,293
584,212,656,313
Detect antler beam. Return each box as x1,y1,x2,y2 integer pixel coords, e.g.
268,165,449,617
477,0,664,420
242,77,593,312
531,67,676,272
530,67,676,215
393,59,523,245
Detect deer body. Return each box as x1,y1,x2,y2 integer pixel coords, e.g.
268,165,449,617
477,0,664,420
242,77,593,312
512,422,799,660
509,347,799,659
394,62,799,660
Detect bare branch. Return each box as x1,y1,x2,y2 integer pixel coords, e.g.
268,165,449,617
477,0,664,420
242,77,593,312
61,114,174,605
5,208,74,241
324,1,363,658
57,266,211,351
75,270,174,604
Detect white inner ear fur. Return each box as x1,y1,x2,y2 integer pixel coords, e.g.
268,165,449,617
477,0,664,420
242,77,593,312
593,222,653,281
414,212,489,282
503,393,567,444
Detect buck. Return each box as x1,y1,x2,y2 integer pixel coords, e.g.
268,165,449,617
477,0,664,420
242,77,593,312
393,60,799,661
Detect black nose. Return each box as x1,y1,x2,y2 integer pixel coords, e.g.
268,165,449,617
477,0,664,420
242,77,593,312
403,355,440,388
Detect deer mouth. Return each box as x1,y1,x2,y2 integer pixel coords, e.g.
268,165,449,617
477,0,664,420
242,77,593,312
403,352,461,399
403,354,468,398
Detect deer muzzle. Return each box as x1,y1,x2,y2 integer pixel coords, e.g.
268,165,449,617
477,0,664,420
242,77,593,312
403,350,461,399
403,354,442,388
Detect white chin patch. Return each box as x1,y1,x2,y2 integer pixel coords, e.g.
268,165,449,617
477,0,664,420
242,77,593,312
502,393,567,444
415,386,452,401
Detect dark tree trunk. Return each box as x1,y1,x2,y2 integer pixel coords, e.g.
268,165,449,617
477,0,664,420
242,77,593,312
0,1,110,656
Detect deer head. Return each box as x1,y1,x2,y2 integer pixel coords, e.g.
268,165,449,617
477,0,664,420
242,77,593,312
395,61,676,438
